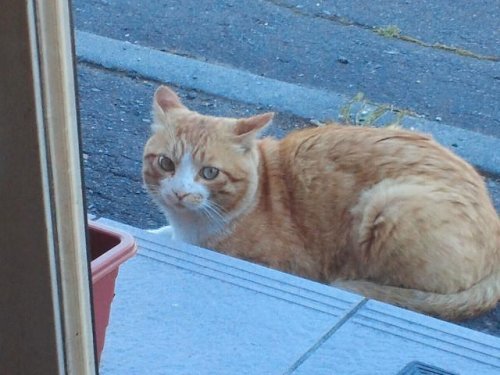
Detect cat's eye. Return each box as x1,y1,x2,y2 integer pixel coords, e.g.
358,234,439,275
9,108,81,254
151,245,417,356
200,166,219,180
158,155,175,173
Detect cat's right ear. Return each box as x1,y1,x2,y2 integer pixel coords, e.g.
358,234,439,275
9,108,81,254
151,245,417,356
152,86,185,128
154,85,184,112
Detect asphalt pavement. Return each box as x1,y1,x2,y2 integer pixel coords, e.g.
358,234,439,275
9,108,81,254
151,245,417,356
72,1,499,335
74,0,499,136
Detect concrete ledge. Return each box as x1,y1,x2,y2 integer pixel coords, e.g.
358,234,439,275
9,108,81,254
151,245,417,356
96,218,500,374
95,218,365,374
75,31,500,176
295,300,500,374
96,218,364,317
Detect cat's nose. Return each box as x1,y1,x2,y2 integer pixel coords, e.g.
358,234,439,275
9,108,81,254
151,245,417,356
173,191,189,201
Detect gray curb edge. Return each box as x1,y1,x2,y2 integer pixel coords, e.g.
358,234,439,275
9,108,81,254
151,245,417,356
75,31,499,177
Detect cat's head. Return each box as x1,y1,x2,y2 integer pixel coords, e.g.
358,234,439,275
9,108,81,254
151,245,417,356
143,85,273,228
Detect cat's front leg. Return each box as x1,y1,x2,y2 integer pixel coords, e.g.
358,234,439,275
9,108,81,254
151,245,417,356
147,225,175,240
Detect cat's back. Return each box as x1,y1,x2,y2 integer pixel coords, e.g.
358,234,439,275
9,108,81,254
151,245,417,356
275,124,496,229
278,124,481,189
271,124,498,275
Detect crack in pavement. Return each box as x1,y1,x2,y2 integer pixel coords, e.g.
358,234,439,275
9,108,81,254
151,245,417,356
264,0,499,62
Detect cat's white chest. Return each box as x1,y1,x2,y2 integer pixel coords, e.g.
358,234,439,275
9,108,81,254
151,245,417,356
149,215,225,246
147,225,175,239
172,217,221,245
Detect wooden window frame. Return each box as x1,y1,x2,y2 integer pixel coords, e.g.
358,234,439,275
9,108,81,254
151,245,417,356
0,1,96,373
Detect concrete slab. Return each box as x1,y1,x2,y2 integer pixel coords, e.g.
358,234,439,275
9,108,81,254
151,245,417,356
96,218,364,374
95,218,500,374
293,300,500,375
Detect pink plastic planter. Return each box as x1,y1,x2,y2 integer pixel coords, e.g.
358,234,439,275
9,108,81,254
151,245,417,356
89,220,137,363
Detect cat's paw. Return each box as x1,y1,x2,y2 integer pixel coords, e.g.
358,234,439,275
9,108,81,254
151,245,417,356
147,225,175,239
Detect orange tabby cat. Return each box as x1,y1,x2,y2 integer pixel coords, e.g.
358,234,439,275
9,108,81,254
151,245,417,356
143,86,500,320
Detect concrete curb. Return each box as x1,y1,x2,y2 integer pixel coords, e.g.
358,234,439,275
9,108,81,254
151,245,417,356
75,31,500,177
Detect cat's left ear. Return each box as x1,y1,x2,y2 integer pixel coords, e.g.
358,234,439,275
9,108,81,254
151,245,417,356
233,112,274,147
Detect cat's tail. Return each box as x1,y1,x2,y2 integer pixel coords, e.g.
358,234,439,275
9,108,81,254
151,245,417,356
332,269,500,321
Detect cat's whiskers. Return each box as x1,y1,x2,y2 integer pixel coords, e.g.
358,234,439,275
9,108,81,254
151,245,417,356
206,200,226,217
201,202,225,223
200,200,227,231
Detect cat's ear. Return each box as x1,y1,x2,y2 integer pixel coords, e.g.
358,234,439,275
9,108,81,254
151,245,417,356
152,85,185,128
233,113,274,146
154,85,184,112
232,112,274,152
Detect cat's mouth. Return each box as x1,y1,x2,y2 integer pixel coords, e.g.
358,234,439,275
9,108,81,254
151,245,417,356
164,198,188,210
173,202,187,210
161,191,205,213
167,198,201,212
